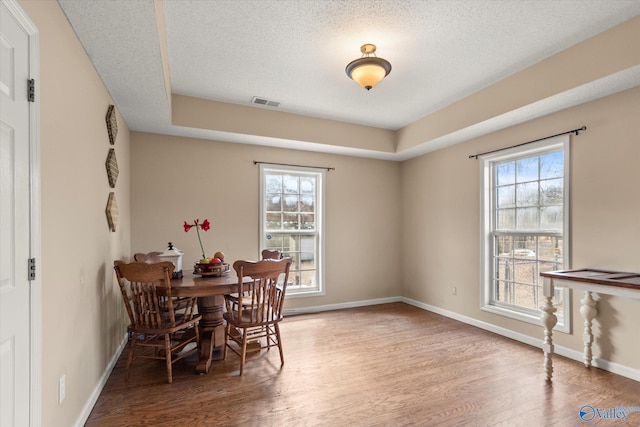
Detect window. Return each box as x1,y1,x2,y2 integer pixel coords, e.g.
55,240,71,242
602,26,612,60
260,164,325,297
480,136,570,331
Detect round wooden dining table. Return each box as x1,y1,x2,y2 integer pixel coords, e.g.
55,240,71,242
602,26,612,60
165,271,249,374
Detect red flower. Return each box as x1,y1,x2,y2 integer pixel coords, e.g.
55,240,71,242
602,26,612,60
183,218,211,259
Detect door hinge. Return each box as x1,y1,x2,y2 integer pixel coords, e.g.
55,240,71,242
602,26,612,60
28,258,36,281
28,79,35,102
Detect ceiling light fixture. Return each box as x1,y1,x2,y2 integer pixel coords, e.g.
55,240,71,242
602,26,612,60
345,44,392,90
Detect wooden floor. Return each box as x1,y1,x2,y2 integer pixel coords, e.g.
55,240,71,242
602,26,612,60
85,303,640,426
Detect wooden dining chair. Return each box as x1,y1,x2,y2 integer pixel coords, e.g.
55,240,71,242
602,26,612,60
227,249,285,315
114,260,201,383
261,249,284,260
133,251,163,263
134,251,190,313
223,257,292,375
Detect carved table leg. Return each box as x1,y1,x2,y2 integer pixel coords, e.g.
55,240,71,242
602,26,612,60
579,291,598,367
195,295,224,374
541,295,558,382
541,277,558,382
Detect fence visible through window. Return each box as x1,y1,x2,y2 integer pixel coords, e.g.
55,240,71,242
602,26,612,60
493,234,564,317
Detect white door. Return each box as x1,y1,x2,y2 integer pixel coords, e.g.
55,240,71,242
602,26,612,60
0,1,36,426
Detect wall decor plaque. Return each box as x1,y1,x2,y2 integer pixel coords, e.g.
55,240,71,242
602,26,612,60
105,148,119,188
106,192,119,232
106,104,118,145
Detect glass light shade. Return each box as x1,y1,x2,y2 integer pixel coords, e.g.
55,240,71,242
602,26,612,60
345,50,392,91
350,63,388,90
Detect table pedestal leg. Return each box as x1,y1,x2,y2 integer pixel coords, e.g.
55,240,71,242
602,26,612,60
195,295,224,374
541,295,558,382
579,291,598,367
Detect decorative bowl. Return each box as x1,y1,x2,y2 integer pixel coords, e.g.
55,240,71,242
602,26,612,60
194,262,230,276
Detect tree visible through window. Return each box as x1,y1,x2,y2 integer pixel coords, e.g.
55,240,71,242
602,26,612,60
260,164,324,296
481,136,570,330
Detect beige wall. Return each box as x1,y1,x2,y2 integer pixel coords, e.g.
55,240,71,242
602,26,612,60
19,1,131,426
401,86,640,370
130,133,402,309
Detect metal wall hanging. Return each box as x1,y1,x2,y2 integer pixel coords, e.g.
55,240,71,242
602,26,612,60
106,104,118,145
106,192,118,232
105,148,119,188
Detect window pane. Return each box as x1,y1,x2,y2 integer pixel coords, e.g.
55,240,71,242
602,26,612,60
516,207,538,230
283,175,299,193
540,151,563,179
496,162,515,186
513,259,536,284
301,253,316,270
266,213,282,229
497,209,515,230
496,185,515,208
300,195,314,212
265,233,283,248
282,235,296,252
516,182,539,206
283,213,299,230
494,280,511,304
516,157,539,182
300,213,315,230
266,174,282,192
283,195,299,212
495,235,513,256
300,270,316,287
300,234,315,253
541,206,563,230
300,176,315,194
288,271,301,288
538,236,563,262
266,194,281,211
540,178,563,205
513,283,538,310
514,235,537,255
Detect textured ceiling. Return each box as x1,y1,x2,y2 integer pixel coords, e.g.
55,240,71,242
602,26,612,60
57,0,640,160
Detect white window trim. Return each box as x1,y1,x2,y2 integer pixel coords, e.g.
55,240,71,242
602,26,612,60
259,164,326,298
479,135,571,333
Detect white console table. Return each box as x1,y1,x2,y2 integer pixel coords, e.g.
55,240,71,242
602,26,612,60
540,269,640,381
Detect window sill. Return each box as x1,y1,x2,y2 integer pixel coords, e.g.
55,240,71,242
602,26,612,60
286,289,325,299
481,304,570,333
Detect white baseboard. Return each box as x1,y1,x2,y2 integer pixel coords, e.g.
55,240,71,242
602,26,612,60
74,334,128,427
401,297,640,383
283,296,402,316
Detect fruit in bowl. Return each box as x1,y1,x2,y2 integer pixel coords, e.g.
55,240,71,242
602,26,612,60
214,251,225,261
209,257,222,265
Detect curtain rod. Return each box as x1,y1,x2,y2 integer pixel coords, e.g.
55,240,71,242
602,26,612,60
253,161,335,171
468,126,586,159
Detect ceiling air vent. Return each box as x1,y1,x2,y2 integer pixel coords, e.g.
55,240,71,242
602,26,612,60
251,96,282,108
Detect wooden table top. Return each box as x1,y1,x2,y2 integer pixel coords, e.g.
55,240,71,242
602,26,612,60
540,269,640,290
166,271,242,297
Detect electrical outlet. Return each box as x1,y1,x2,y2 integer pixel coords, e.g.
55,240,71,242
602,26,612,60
58,375,66,404
452,287,457,295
